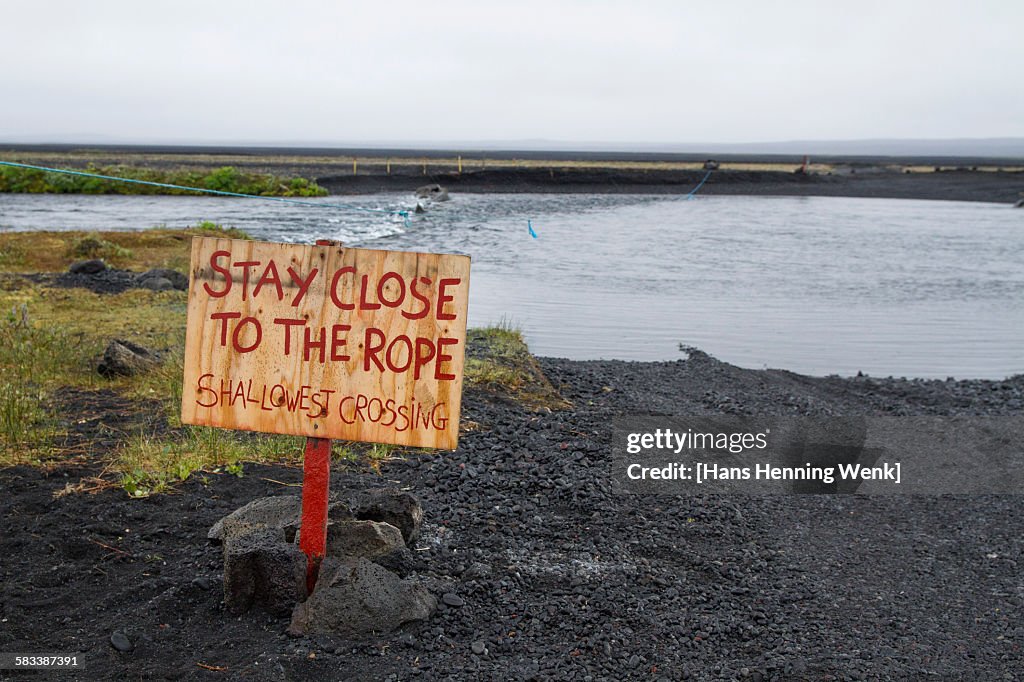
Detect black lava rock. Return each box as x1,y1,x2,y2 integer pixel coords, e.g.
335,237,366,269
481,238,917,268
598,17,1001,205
109,631,132,652
441,593,464,608
136,268,189,290
69,259,107,275
97,339,162,378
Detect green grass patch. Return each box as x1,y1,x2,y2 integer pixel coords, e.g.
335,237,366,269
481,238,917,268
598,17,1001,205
0,164,327,197
107,342,302,494
0,237,567,492
0,285,186,350
187,221,252,241
0,306,99,462
66,235,134,267
113,345,401,495
115,427,306,497
0,224,251,275
464,324,570,410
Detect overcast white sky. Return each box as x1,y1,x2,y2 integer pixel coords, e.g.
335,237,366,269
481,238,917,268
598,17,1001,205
1,0,1021,146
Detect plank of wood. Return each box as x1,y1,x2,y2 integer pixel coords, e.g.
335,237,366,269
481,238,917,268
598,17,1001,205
180,236,470,450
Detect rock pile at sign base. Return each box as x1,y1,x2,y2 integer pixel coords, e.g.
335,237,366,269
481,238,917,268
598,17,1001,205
209,490,435,635
222,526,307,617
288,557,436,636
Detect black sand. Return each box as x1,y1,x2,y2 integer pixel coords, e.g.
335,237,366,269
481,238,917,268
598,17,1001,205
1,146,1022,679
316,167,1024,204
1,352,1021,680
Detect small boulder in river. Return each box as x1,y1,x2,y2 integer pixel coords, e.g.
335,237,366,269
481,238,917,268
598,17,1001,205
97,339,162,378
68,259,108,275
415,184,449,201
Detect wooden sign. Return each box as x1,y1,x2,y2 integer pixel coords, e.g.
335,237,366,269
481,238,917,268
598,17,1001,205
181,236,470,449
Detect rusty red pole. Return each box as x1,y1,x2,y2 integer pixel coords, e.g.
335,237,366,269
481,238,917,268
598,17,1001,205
299,238,338,593
300,436,331,593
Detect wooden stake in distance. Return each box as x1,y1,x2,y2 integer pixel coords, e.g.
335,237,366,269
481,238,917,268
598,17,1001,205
300,238,338,592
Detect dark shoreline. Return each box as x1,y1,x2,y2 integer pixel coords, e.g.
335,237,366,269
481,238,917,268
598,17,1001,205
3,144,1023,203
6,142,1024,167
316,167,1024,204
2,349,1022,679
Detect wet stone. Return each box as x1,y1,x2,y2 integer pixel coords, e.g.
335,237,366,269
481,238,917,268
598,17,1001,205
441,593,465,608
110,631,132,652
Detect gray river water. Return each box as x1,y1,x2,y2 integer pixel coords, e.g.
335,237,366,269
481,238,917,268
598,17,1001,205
1,192,1021,379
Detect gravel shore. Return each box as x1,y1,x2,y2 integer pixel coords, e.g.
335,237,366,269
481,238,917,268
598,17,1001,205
1,350,1022,680
316,167,1024,204
4,145,1022,203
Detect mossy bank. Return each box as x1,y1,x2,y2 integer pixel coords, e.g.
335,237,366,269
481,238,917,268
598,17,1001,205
0,225,553,496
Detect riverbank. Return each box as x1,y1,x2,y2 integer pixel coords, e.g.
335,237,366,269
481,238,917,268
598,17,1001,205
318,167,1024,204
0,162,327,197
3,147,1023,203
1,229,1022,678
1,347,1022,679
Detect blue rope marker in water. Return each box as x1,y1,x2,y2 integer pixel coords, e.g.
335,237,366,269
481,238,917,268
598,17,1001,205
528,219,538,238
0,160,412,226
686,169,713,200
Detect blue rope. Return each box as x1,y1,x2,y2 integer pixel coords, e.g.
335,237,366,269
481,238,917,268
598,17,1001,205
0,160,411,224
686,169,713,200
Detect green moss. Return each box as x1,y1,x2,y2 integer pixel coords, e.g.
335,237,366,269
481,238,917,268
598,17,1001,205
465,325,570,410
0,225,249,274
0,164,328,197
66,236,134,266
0,234,568,490
186,221,252,240
0,306,98,460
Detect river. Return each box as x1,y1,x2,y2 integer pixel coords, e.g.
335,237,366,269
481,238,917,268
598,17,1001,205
1,192,1021,379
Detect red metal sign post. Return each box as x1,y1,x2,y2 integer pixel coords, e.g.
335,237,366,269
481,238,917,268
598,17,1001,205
299,436,331,592
299,239,337,592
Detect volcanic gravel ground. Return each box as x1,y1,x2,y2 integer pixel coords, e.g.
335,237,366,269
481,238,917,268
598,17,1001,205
1,352,1023,680
316,168,1024,204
